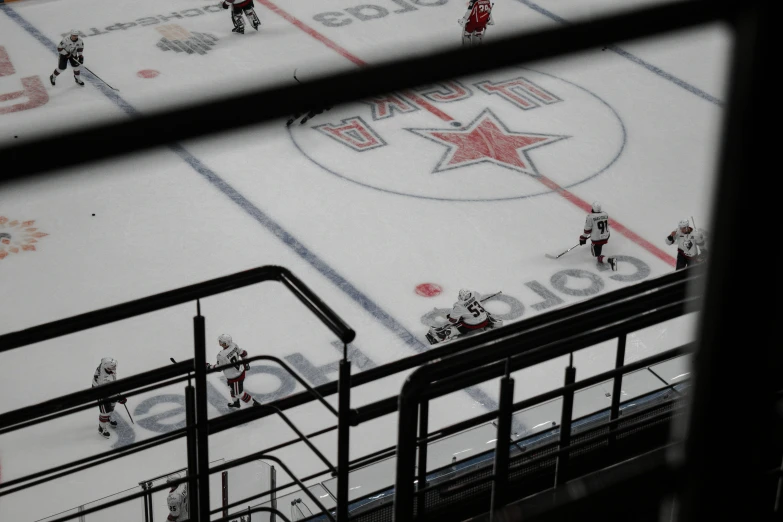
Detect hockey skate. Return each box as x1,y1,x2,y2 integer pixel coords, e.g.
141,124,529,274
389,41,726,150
49,74,56,86
251,16,261,30
74,75,84,86
228,399,241,409
252,399,262,407
426,324,458,345
108,419,118,429
98,425,110,439
232,25,244,34
608,257,618,271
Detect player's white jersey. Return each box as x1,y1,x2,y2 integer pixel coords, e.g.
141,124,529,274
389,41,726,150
92,365,115,387
448,295,489,326
167,484,189,521
215,342,247,381
666,226,699,257
583,211,610,242
57,36,84,57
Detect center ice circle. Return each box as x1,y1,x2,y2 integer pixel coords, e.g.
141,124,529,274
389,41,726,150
289,68,626,202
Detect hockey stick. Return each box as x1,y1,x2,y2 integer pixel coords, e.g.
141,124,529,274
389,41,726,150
479,291,502,302
691,216,696,229
83,66,119,91
545,243,581,260
170,357,177,364
122,402,134,424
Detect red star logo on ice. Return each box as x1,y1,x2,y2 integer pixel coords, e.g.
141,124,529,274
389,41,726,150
408,109,568,176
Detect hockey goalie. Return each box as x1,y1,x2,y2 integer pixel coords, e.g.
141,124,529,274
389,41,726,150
426,289,503,345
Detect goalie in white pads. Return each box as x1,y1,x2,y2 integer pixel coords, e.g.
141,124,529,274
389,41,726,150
51,30,85,86
166,473,189,522
580,201,618,271
92,357,126,439
208,334,262,409
426,289,502,345
222,0,261,34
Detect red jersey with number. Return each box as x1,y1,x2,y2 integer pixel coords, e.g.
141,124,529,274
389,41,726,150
465,0,492,33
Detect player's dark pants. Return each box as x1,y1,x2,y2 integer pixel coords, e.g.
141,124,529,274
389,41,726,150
57,55,80,71
98,398,115,426
676,251,697,270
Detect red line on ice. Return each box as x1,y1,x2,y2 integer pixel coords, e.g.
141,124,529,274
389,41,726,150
0,46,16,77
260,1,676,267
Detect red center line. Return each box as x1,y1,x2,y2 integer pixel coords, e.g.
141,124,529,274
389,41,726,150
259,0,676,267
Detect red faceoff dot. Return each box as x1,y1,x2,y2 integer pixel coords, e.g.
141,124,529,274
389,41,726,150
415,283,443,297
137,70,160,79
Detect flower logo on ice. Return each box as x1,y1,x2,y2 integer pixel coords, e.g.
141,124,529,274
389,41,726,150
0,217,48,261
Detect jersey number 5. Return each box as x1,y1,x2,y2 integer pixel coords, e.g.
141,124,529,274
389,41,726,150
467,301,486,317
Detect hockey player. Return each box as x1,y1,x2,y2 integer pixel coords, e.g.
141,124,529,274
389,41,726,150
459,0,494,46
92,358,126,439
222,0,261,34
426,289,502,345
666,219,703,270
166,473,189,522
207,334,261,409
693,228,709,263
579,201,618,271
51,30,85,86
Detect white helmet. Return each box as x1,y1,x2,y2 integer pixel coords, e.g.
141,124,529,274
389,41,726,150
69,29,79,40
458,289,473,301
678,219,690,229
101,357,117,373
591,201,601,213
166,472,180,484
218,334,232,347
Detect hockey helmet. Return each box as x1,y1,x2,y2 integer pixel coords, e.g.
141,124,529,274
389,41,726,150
167,472,181,484
458,289,473,301
591,201,601,213
101,357,117,373
69,29,79,41
218,334,232,347
678,219,690,229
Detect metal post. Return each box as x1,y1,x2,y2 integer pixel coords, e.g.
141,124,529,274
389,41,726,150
555,358,577,486
609,334,627,452
394,391,421,521
141,485,151,522
337,346,352,521
222,471,229,519
416,400,430,517
271,465,277,522
490,359,515,518
193,300,211,522
185,385,199,522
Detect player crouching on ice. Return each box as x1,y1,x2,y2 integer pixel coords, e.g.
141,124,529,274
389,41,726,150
580,201,618,271
459,0,494,46
426,289,503,345
51,29,85,87
222,0,261,34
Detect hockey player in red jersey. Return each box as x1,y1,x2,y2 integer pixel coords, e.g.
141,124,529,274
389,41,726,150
222,0,261,34
459,0,494,46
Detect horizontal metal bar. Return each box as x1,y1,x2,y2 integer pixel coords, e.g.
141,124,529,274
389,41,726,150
212,506,293,522
0,428,187,497
0,375,189,436
30,472,191,522
208,354,339,417
0,1,724,182
0,266,354,352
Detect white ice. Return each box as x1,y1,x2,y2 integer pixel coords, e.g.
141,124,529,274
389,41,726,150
0,0,727,519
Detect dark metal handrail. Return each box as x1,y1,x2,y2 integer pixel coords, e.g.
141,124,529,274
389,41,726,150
0,266,355,352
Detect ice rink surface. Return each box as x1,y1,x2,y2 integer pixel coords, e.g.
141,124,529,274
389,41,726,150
0,0,728,519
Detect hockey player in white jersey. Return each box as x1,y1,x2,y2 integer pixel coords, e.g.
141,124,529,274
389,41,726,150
579,202,618,271
92,358,126,439
166,473,189,522
666,219,704,270
208,334,261,409
426,289,502,345
51,30,85,86
222,0,261,34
